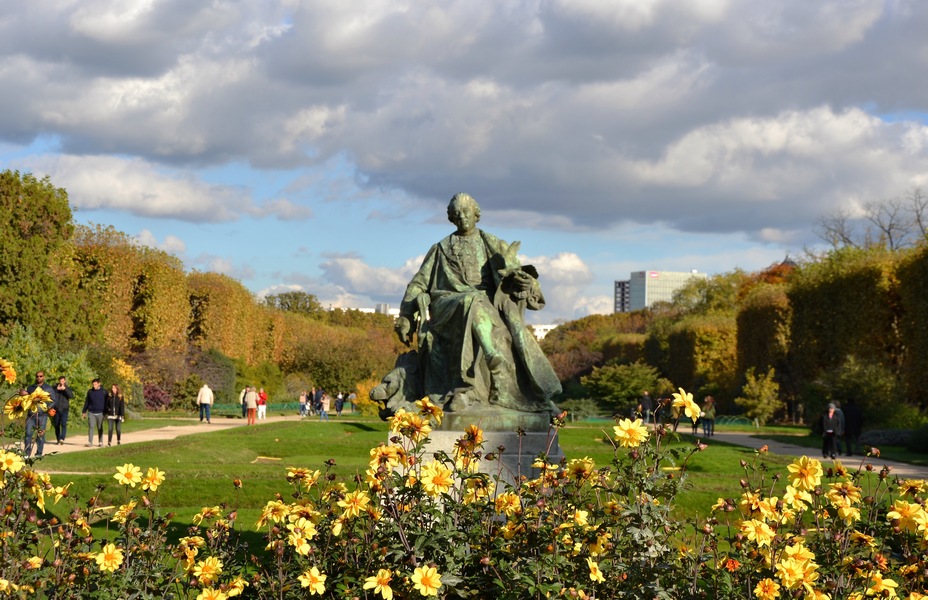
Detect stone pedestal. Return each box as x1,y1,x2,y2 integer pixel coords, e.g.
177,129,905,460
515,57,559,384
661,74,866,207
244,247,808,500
420,428,564,488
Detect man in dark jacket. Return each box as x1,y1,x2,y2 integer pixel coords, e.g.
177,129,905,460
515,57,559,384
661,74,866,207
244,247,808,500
82,379,107,447
822,403,843,459
51,375,74,445
25,371,56,457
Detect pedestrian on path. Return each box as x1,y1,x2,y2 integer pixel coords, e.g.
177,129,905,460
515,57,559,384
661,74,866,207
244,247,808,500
104,384,126,446
244,386,258,425
319,392,330,421
51,375,74,445
822,403,843,459
25,371,56,457
82,378,106,447
257,388,268,420
197,383,214,423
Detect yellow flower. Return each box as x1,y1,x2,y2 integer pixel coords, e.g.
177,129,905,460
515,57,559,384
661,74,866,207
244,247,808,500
411,565,442,597
27,387,50,412
338,489,371,519
369,445,406,469
613,418,649,448
866,571,898,597
897,479,925,498
111,500,137,524
462,475,494,504
754,577,781,600
226,576,249,597
887,499,925,533
784,485,813,509
775,556,819,591
363,568,394,600
193,505,222,525
287,517,318,541
141,467,166,492
572,509,589,527
26,556,42,569
587,557,605,583
495,492,522,516
0,451,24,474
419,461,453,497
740,519,775,547
298,566,326,595
255,500,290,528
193,556,223,586
672,388,700,422
196,588,227,600
114,463,143,487
95,543,124,572
3,395,25,420
787,456,822,491
0,358,15,384
416,397,443,425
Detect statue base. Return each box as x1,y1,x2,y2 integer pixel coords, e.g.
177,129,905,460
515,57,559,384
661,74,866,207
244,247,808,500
420,428,564,488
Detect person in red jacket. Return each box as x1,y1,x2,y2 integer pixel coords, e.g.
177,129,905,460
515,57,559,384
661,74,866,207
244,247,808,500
257,388,268,420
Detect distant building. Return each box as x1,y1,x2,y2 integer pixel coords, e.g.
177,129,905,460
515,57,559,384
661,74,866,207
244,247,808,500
530,323,558,340
614,280,630,313
615,270,707,312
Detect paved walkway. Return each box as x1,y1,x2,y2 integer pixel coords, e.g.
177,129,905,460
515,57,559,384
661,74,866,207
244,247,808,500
707,430,928,480
36,418,928,480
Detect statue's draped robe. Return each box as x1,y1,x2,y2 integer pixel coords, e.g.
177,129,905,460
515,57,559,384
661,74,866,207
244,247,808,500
400,230,561,410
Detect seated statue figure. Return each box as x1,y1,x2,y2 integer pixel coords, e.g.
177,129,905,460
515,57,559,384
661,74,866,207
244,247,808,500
388,192,562,416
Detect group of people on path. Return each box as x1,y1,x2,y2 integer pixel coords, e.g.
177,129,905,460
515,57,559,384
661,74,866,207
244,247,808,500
237,386,269,425
22,370,126,457
298,388,354,420
821,399,864,459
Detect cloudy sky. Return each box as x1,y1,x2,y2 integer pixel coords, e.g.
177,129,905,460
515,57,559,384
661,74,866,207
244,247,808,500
2,0,927,323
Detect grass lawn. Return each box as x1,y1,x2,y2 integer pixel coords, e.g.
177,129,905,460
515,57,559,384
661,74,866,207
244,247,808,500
33,418,811,538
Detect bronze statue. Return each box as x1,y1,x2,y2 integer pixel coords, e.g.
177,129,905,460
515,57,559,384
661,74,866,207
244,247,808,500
371,193,561,422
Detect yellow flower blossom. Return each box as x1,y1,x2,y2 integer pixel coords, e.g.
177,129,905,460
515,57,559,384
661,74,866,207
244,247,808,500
415,397,443,425
419,461,453,497
0,358,15,384
141,467,165,492
613,418,649,448
226,576,248,598
338,489,371,519
672,388,700,422
114,463,143,487
887,499,926,533
298,566,326,595
0,451,24,474
111,500,137,524
196,588,227,600
866,571,898,598
740,519,776,547
411,565,442,597
587,557,605,583
754,577,781,600
95,543,124,572
787,456,822,491
363,569,394,600
193,556,223,586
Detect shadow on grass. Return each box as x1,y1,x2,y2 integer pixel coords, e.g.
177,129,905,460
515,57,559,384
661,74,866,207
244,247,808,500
340,422,382,433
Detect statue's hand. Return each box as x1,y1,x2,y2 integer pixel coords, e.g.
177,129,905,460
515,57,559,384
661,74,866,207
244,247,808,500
511,270,534,293
395,316,412,346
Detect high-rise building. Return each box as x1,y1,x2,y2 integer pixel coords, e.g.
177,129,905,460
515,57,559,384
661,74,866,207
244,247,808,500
614,280,630,313
615,270,707,312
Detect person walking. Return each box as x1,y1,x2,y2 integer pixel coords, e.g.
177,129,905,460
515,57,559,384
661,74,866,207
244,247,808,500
244,386,258,425
319,392,330,422
335,392,345,417
637,391,653,425
239,386,247,418
257,388,268,420
25,371,56,457
82,379,107,447
104,384,126,446
822,403,843,459
701,396,716,437
51,375,74,445
299,390,308,418
197,383,214,423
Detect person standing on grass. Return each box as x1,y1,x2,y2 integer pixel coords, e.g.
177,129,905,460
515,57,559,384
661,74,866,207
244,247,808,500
319,391,330,421
197,383,214,423
82,378,106,447
104,384,126,446
51,375,74,445
257,387,268,420
244,386,258,425
24,371,56,457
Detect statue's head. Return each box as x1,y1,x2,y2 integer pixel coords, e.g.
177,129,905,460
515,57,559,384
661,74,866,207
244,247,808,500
447,193,481,225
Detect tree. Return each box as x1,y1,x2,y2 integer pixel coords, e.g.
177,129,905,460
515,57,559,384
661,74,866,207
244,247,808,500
0,170,75,343
265,291,325,319
816,187,928,251
580,361,670,415
734,367,782,426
